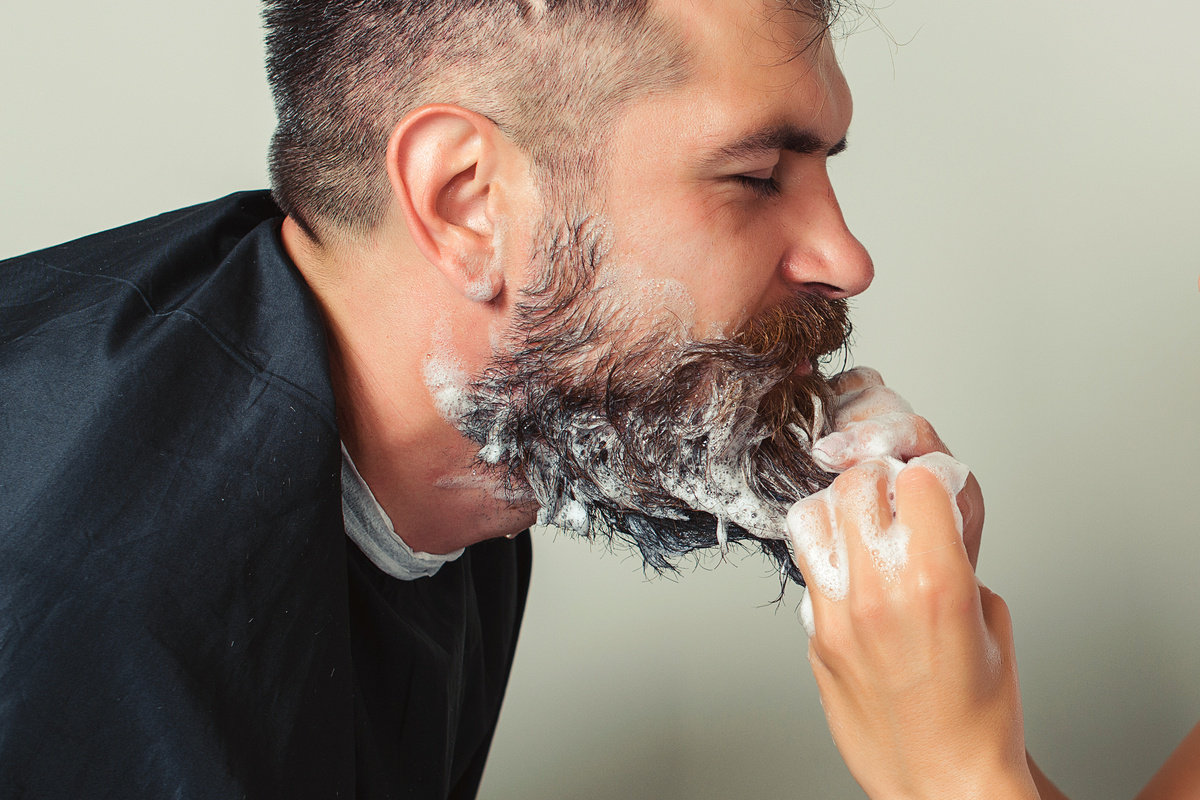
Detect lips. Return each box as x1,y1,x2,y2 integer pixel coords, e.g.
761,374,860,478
793,359,815,377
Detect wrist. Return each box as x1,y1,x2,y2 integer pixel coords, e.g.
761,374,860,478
924,764,1040,800
876,760,1039,800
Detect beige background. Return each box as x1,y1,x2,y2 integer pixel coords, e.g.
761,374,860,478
3,2,1198,798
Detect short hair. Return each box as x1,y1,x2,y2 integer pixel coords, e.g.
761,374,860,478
263,0,845,238
263,0,697,237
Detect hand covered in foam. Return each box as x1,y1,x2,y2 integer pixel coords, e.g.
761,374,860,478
788,462,1036,800
811,367,984,567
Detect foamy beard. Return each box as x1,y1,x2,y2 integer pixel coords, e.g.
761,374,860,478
429,293,849,583
422,318,535,504
653,389,829,550
788,450,971,637
525,378,827,544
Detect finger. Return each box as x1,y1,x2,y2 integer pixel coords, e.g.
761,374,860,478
906,452,970,535
833,385,913,426
829,366,885,396
959,472,985,569
814,415,915,470
814,411,953,472
811,412,921,470
977,581,1016,652
893,463,972,579
829,461,902,586
786,490,846,603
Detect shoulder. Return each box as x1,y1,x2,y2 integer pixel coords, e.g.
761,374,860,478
2,191,282,324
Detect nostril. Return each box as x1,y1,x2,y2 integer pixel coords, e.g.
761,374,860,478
800,281,849,299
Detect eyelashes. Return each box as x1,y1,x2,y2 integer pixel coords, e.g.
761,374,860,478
732,174,782,198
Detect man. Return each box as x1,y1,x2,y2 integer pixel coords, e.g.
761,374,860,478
0,0,979,797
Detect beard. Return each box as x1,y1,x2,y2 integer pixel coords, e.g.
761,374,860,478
455,214,851,587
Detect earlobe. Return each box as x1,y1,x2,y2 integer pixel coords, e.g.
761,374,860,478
387,105,506,303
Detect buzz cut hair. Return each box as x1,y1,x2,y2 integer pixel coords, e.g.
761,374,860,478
262,0,843,238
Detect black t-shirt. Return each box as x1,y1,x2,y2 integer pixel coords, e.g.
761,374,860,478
0,192,531,799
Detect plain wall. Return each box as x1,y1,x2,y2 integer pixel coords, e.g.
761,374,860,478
3,2,1198,798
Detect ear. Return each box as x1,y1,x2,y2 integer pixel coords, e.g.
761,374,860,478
387,105,512,303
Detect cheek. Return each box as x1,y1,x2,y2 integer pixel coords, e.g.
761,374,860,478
609,199,788,332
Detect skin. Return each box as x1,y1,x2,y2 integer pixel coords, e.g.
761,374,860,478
602,0,873,337
790,385,1200,799
284,0,1193,793
280,0,882,556
280,0,984,592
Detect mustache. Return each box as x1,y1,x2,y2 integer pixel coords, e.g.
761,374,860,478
590,293,850,587
591,292,850,501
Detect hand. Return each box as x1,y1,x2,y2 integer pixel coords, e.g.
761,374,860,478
788,461,1037,800
813,367,985,568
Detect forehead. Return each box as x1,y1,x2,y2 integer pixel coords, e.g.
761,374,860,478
624,0,851,161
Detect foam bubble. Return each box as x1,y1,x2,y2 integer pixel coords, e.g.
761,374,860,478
642,277,697,330
658,425,790,542
556,498,590,535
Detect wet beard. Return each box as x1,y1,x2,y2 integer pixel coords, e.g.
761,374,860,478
458,221,851,587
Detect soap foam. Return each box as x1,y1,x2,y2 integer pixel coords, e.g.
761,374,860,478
830,459,911,580
786,494,847,601
813,414,921,470
787,451,972,635
422,316,471,421
463,277,495,303
798,588,817,637
812,381,923,471
835,383,914,425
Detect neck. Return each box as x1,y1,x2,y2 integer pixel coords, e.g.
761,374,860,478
280,216,537,554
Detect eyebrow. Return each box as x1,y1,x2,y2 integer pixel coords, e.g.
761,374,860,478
701,124,848,168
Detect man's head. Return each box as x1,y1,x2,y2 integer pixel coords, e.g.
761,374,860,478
265,0,873,582
264,0,697,238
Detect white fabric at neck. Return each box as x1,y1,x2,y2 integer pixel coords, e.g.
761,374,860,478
340,442,464,580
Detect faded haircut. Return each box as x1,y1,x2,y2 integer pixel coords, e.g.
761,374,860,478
262,0,845,237
263,0,689,237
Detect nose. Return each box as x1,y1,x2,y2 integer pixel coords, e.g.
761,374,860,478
779,173,874,299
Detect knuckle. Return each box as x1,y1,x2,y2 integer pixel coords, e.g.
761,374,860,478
908,415,940,447
831,365,884,394
832,461,888,493
980,586,1013,618
847,589,889,627
812,623,856,663
908,568,973,611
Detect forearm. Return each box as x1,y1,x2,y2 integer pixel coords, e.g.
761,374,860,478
1027,752,1070,800
1134,721,1200,800
1026,720,1200,800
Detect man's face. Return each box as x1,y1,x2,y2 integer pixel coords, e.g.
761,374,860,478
599,0,873,340
456,0,872,583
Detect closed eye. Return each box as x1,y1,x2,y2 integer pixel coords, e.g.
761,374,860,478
733,173,781,198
